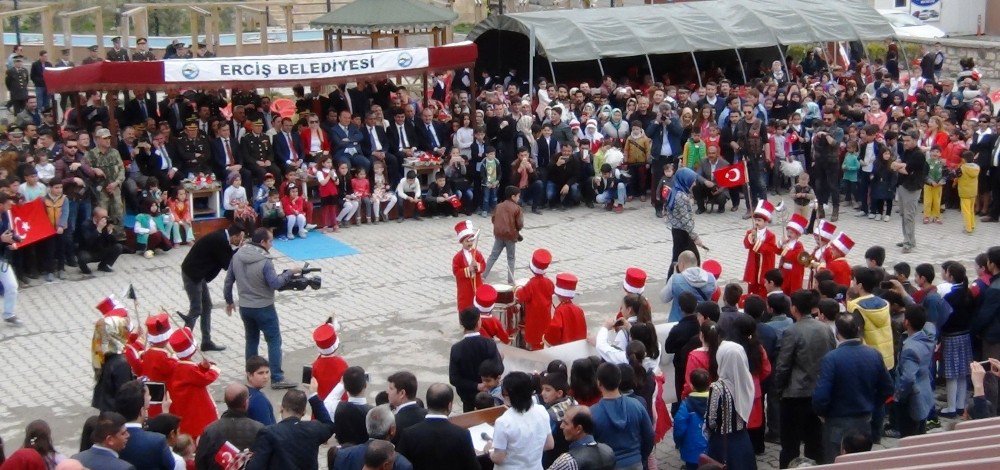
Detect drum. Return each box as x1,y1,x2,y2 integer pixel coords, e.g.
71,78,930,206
492,284,515,306
503,303,526,349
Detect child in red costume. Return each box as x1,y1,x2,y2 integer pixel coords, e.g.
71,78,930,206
818,232,855,287
93,295,144,376
742,201,780,297
515,249,554,350
312,320,349,401
138,312,177,418
779,213,808,295
452,220,485,312
166,327,219,439
545,273,587,346
474,284,510,344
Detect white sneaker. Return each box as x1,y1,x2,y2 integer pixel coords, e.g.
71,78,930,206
299,229,309,238
856,210,868,217
868,213,877,219
883,215,891,222
286,232,294,239
874,214,882,221
305,224,318,230
144,250,154,259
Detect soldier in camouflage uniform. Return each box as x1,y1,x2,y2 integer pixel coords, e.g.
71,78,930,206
1,126,28,157
88,128,126,239
131,38,157,62
177,118,212,177
240,119,280,186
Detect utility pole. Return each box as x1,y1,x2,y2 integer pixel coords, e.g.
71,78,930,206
13,0,22,44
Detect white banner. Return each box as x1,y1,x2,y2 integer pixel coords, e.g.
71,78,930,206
163,48,429,83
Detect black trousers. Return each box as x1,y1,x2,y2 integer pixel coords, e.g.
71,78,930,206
693,183,729,211
779,396,824,468
988,167,1000,218
182,273,215,343
78,244,123,269
813,163,840,209
669,228,700,281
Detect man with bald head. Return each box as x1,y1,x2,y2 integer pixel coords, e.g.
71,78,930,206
332,404,413,470
195,383,264,470
54,460,85,470
661,250,717,322
396,383,479,470
362,440,397,470
549,406,615,470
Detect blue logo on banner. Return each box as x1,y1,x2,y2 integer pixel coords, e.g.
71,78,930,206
181,63,200,80
911,0,938,6
397,52,413,68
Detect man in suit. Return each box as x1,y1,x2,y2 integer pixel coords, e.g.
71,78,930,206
159,92,189,136
273,117,305,173
693,145,729,213
212,122,251,185
71,411,135,470
449,307,502,412
246,386,335,470
124,95,156,128
396,383,480,470
29,50,52,111
331,404,414,470
141,130,183,190
347,81,374,119
387,108,418,181
330,109,366,169
535,124,560,177
385,371,426,441
115,380,176,470
178,226,246,352
196,383,266,470
417,108,449,157
894,305,935,437
361,111,394,175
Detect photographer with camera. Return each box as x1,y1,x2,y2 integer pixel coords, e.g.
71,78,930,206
178,223,247,352
223,227,301,390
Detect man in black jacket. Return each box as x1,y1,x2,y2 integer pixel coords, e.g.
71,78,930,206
77,207,123,275
386,371,426,441
246,383,335,470
195,383,265,470
178,225,247,351
449,307,502,412
396,383,480,470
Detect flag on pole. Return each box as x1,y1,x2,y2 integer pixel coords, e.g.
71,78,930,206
8,200,56,249
712,161,749,189
125,284,137,301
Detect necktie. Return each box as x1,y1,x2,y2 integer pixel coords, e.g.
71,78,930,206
224,139,233,165
139,101,147,119
346,93,354,114
172,103,181,128
370,127,381,152
428,124,439,147
399,125,408,148
160,146,171,169
201,121,208,134
286,133,297,160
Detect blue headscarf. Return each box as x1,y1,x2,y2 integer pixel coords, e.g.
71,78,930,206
667,167,697,211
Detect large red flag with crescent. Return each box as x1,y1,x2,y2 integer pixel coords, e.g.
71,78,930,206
8,199,56,249
713,161,748,188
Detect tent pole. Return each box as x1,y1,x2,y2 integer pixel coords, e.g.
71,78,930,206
528,25,536,104
775,44,787,79
645,54,654,81
549,59,557,85
690,52,702,88
597,58,605,78
734,48,748,84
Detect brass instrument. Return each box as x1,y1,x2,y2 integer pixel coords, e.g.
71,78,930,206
796,251,813,267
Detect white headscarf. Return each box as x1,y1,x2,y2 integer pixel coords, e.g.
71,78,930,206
716,341,755,424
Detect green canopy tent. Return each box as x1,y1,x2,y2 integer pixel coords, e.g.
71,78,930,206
311,0,459,51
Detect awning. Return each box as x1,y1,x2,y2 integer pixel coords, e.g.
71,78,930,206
43,42,477,93
467,0,895,63
309,0,458,34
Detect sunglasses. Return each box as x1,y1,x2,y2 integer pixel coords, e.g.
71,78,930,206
309,120,318,123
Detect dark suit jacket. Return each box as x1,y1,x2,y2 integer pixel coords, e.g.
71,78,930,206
392,404,427,441
396,417,480,470
159,98,191,131
119,425,175,470
346,87,372,118
246,395,335,470
387,121,418,154
448,335,501,402
360,125,390,157
211,136,245,180
124,97,157,127
195,409,264,470
273,130,305,168
333,401,373,446
417,121,449,153
30,59,51,87
181,228,236,283
72,446,136,470
535,136,559,169
329,124,364,160
333,440,413,470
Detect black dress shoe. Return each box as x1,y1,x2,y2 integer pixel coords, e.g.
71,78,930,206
175,311,192,325
201,342,226,352
531,208,542,215
696,208,706,214
65,259,78,268
97,264,114,273
79,264,93,275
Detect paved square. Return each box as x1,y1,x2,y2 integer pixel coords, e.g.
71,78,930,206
1,202,993,468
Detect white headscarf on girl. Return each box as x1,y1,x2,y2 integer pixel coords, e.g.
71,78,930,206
716,340,755,424
517,114,538,157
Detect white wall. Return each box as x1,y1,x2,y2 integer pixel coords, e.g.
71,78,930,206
872,0,987,36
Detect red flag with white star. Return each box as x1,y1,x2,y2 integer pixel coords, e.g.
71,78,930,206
8,199,56,249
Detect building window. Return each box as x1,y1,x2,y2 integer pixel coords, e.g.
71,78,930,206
895,0,907,7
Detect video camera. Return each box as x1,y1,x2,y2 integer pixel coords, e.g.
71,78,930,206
278,262,322,291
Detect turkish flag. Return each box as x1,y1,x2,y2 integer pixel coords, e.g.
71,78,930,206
8,199,56,249
214,441,240,468
712,162,748,189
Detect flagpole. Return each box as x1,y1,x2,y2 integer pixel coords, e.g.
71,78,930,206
161,304,208,363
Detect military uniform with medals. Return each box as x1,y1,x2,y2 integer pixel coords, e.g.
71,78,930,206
240,119,279,185
177,120,212,176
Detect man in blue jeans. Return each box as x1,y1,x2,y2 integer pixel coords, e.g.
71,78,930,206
224,227,299,389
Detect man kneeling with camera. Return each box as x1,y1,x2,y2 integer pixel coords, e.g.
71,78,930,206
225,227,312,390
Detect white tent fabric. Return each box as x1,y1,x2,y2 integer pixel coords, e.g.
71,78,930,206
467,0,895,63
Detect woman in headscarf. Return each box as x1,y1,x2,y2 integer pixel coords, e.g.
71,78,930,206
705,341,757,470
665,168,709,273
91,315,136,413
602,108,629,140
515,114,538,158
583,119,604,154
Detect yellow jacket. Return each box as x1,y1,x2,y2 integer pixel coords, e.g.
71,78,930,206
957,162,980,199
847,294,895,369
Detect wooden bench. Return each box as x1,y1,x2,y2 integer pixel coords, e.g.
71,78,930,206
818,445,1000,469
834,435,1000,463
898,424,1000,447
